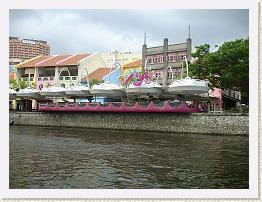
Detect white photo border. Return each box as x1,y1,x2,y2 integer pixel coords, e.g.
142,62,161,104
0,0,259,199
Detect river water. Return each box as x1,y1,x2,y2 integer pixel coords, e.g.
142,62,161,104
9,126,248,189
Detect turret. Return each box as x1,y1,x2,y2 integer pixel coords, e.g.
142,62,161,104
186,25,192,61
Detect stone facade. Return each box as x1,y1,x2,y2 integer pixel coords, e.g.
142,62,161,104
142,36,192,85
10,112,248,136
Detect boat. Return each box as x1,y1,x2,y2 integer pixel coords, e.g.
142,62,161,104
9,89,17,100
167,78,209,94
16,87,42,99
65,68,91,97
90,82,125,98
167,56,209,95
65,84,91,97
90,62,125,98
40,67,71,98
124,60,164,98
40,86,66,97
125,80,164,97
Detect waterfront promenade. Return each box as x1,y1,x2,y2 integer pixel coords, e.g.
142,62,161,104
9,111,248,135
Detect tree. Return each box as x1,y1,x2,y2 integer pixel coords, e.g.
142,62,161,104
190,44,211,79
89,79,103,87
9,79,18,90
190,38,249,103
9,79,32,90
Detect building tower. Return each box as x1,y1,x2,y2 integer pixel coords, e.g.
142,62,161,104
142,32,147,69
186,25,192,61
163,38,168,87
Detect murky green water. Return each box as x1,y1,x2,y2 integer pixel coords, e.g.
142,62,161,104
9,126,248,189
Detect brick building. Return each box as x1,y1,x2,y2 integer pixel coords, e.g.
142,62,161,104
9,36,50,64
142,31,192,85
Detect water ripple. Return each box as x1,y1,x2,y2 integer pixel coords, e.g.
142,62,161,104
9,126,248,189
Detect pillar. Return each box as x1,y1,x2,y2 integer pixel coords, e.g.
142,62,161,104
186,37,192,61
142,44,147,70
55,67,59,83
32,99,37,110
163,38,168,87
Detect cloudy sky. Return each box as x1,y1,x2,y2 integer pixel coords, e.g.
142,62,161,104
9,9,248,54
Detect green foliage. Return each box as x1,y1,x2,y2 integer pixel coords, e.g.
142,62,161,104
89,79,103,87
190,38,249,103
20,80,28,89
9,79,18,90
30,82,36,88
9,79,33,90
190,44,212,79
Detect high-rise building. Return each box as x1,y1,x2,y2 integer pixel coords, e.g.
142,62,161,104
9,36,50,64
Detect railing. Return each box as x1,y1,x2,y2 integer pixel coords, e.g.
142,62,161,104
222,89,242,101
37,76,55,82
21,77,34,82
59,76,77,81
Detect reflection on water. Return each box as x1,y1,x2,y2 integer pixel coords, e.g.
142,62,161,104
9,126,248,189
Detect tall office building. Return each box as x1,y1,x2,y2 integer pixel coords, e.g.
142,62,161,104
9,36,50,64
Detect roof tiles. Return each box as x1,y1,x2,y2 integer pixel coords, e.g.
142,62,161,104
58,54,90,66
16,56,50,68
16,54,91,68
88,67,114,81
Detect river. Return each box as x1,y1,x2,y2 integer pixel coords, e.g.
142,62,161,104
9,126,248,189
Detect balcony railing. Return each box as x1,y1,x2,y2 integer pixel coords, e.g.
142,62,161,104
59,76,77,81
37,76,55,82
21,77,34,82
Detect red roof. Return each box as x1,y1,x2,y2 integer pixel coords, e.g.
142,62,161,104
16,54,91,68
37,55,70,67
209,88,222,98
57,54,90,66
87,68,114,81
16,56,49,68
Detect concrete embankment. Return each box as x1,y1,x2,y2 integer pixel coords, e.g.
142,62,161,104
9,111,249,135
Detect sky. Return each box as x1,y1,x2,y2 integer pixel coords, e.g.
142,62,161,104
9,9,249,55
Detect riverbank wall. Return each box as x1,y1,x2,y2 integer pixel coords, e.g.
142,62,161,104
9,111,249,135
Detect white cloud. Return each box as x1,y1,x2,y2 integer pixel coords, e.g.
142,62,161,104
9,9,249,54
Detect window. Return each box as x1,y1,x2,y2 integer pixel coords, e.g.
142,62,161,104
155,72,161,78
160,56,164,63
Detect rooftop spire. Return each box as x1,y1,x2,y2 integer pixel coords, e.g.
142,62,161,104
144,32,146,44
188,24,191,38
